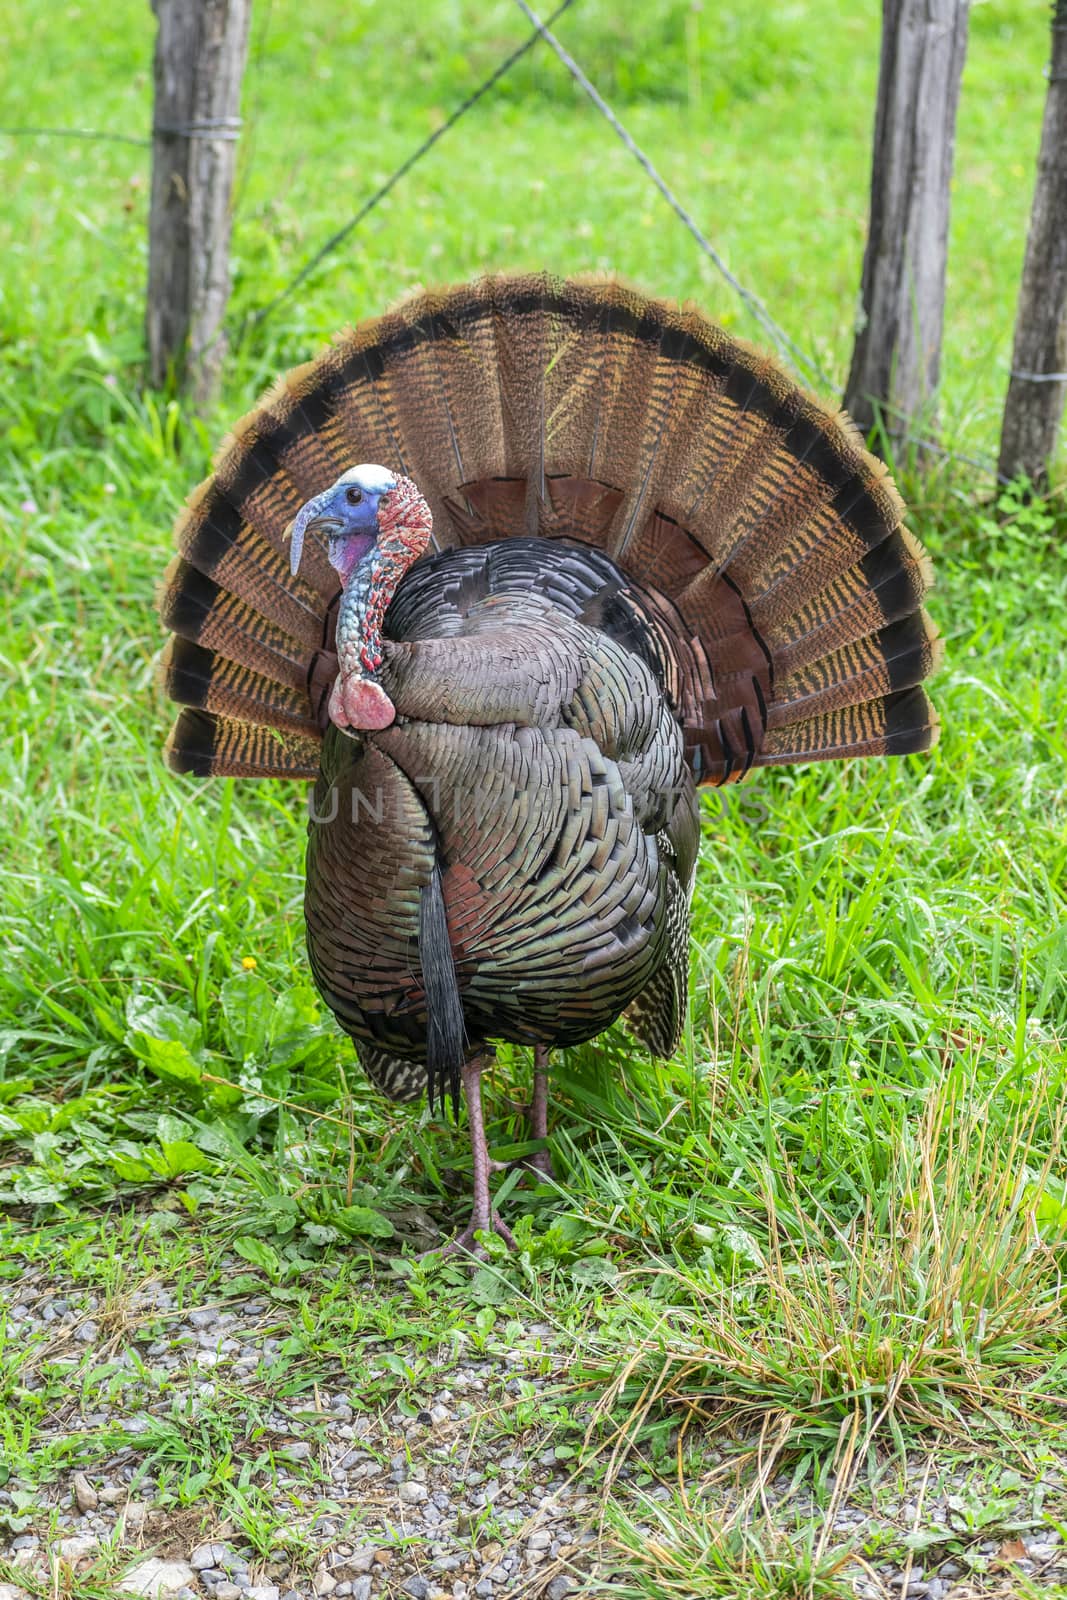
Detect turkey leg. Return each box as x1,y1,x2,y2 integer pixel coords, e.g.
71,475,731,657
501,1047,557,1180
525,1046,556,1181
434,1054,518,1261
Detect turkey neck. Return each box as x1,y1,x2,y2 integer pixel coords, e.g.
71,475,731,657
335,496,433,702
336,552,387,680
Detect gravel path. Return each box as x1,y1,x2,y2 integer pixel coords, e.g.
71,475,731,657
2,1263,1064,1599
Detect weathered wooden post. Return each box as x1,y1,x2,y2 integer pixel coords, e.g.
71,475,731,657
998,0,1067,491
146,0,251,409
844,0,970,450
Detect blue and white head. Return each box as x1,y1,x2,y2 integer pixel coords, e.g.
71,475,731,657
288,465,433,733
289,464,402,583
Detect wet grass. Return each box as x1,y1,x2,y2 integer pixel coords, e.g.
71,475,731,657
1,0,1066,1592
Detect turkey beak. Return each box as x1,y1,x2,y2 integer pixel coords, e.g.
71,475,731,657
289,491,340,577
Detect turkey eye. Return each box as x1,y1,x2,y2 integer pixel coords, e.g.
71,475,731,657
345,487,363,506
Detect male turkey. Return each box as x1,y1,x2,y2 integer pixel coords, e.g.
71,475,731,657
158,273,940,1254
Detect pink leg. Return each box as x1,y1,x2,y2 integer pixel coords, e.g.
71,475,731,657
525,1046,556,1181
432,1054,517,1261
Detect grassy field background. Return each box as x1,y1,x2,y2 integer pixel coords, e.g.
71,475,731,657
1,1,1066,1595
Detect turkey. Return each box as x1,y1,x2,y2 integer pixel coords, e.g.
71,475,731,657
158,273,940,1255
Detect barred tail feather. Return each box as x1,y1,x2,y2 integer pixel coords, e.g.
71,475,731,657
158,272,939,784
164,709,321,779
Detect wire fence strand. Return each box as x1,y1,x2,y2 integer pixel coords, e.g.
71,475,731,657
0,124,150,147
1,8,1014,485
511,0,836,394
244,0,577,335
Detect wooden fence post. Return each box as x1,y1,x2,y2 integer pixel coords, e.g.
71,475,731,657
998,0,1067,492
843,0,970,450
146,0,251,409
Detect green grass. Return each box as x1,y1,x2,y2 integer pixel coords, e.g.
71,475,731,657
2,0,1067,1593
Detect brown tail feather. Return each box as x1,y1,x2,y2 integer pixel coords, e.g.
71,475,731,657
159,638,324,734
768,613,943,727
157,557,325,691
165,709,321,779
757,685,939,766
158,272,939,783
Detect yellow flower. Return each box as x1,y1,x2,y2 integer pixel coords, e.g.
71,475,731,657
241,956,257,971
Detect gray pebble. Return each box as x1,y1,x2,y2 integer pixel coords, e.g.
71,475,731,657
546,1580,574,1600
403,1580,430,1599
191,1546,233,1572
281,1442,312,1462
244,1588,279,1600
73,1472,98,1513
399,1480,429,1504
188,1308,218,1329
351,1583,372,1600
348,1549,376,1574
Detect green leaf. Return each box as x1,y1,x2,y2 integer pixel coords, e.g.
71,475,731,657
233,1236,282,1276
125,995,204,1086
333,1204,395,1240
159,1139,211,1177
110,1151,154,1182
125,993,202,1055
1024,1177,1067,1239
268,985,330,1066
0,1172,68,1204
469,1267,511,1305
302,1222,340,1247
155,1113,192,1146
137,1036,203,1086
570,1256,619,1287
188,1115,250,1160
220,972,273,1062
718,1224,765,1270
237,1061,292,1121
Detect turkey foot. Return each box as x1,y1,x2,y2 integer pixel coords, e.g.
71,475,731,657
429,1055,519,1262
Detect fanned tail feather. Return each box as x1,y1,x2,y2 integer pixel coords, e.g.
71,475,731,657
158,272,939,783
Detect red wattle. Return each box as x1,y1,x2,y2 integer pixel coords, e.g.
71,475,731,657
329,675,396,732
